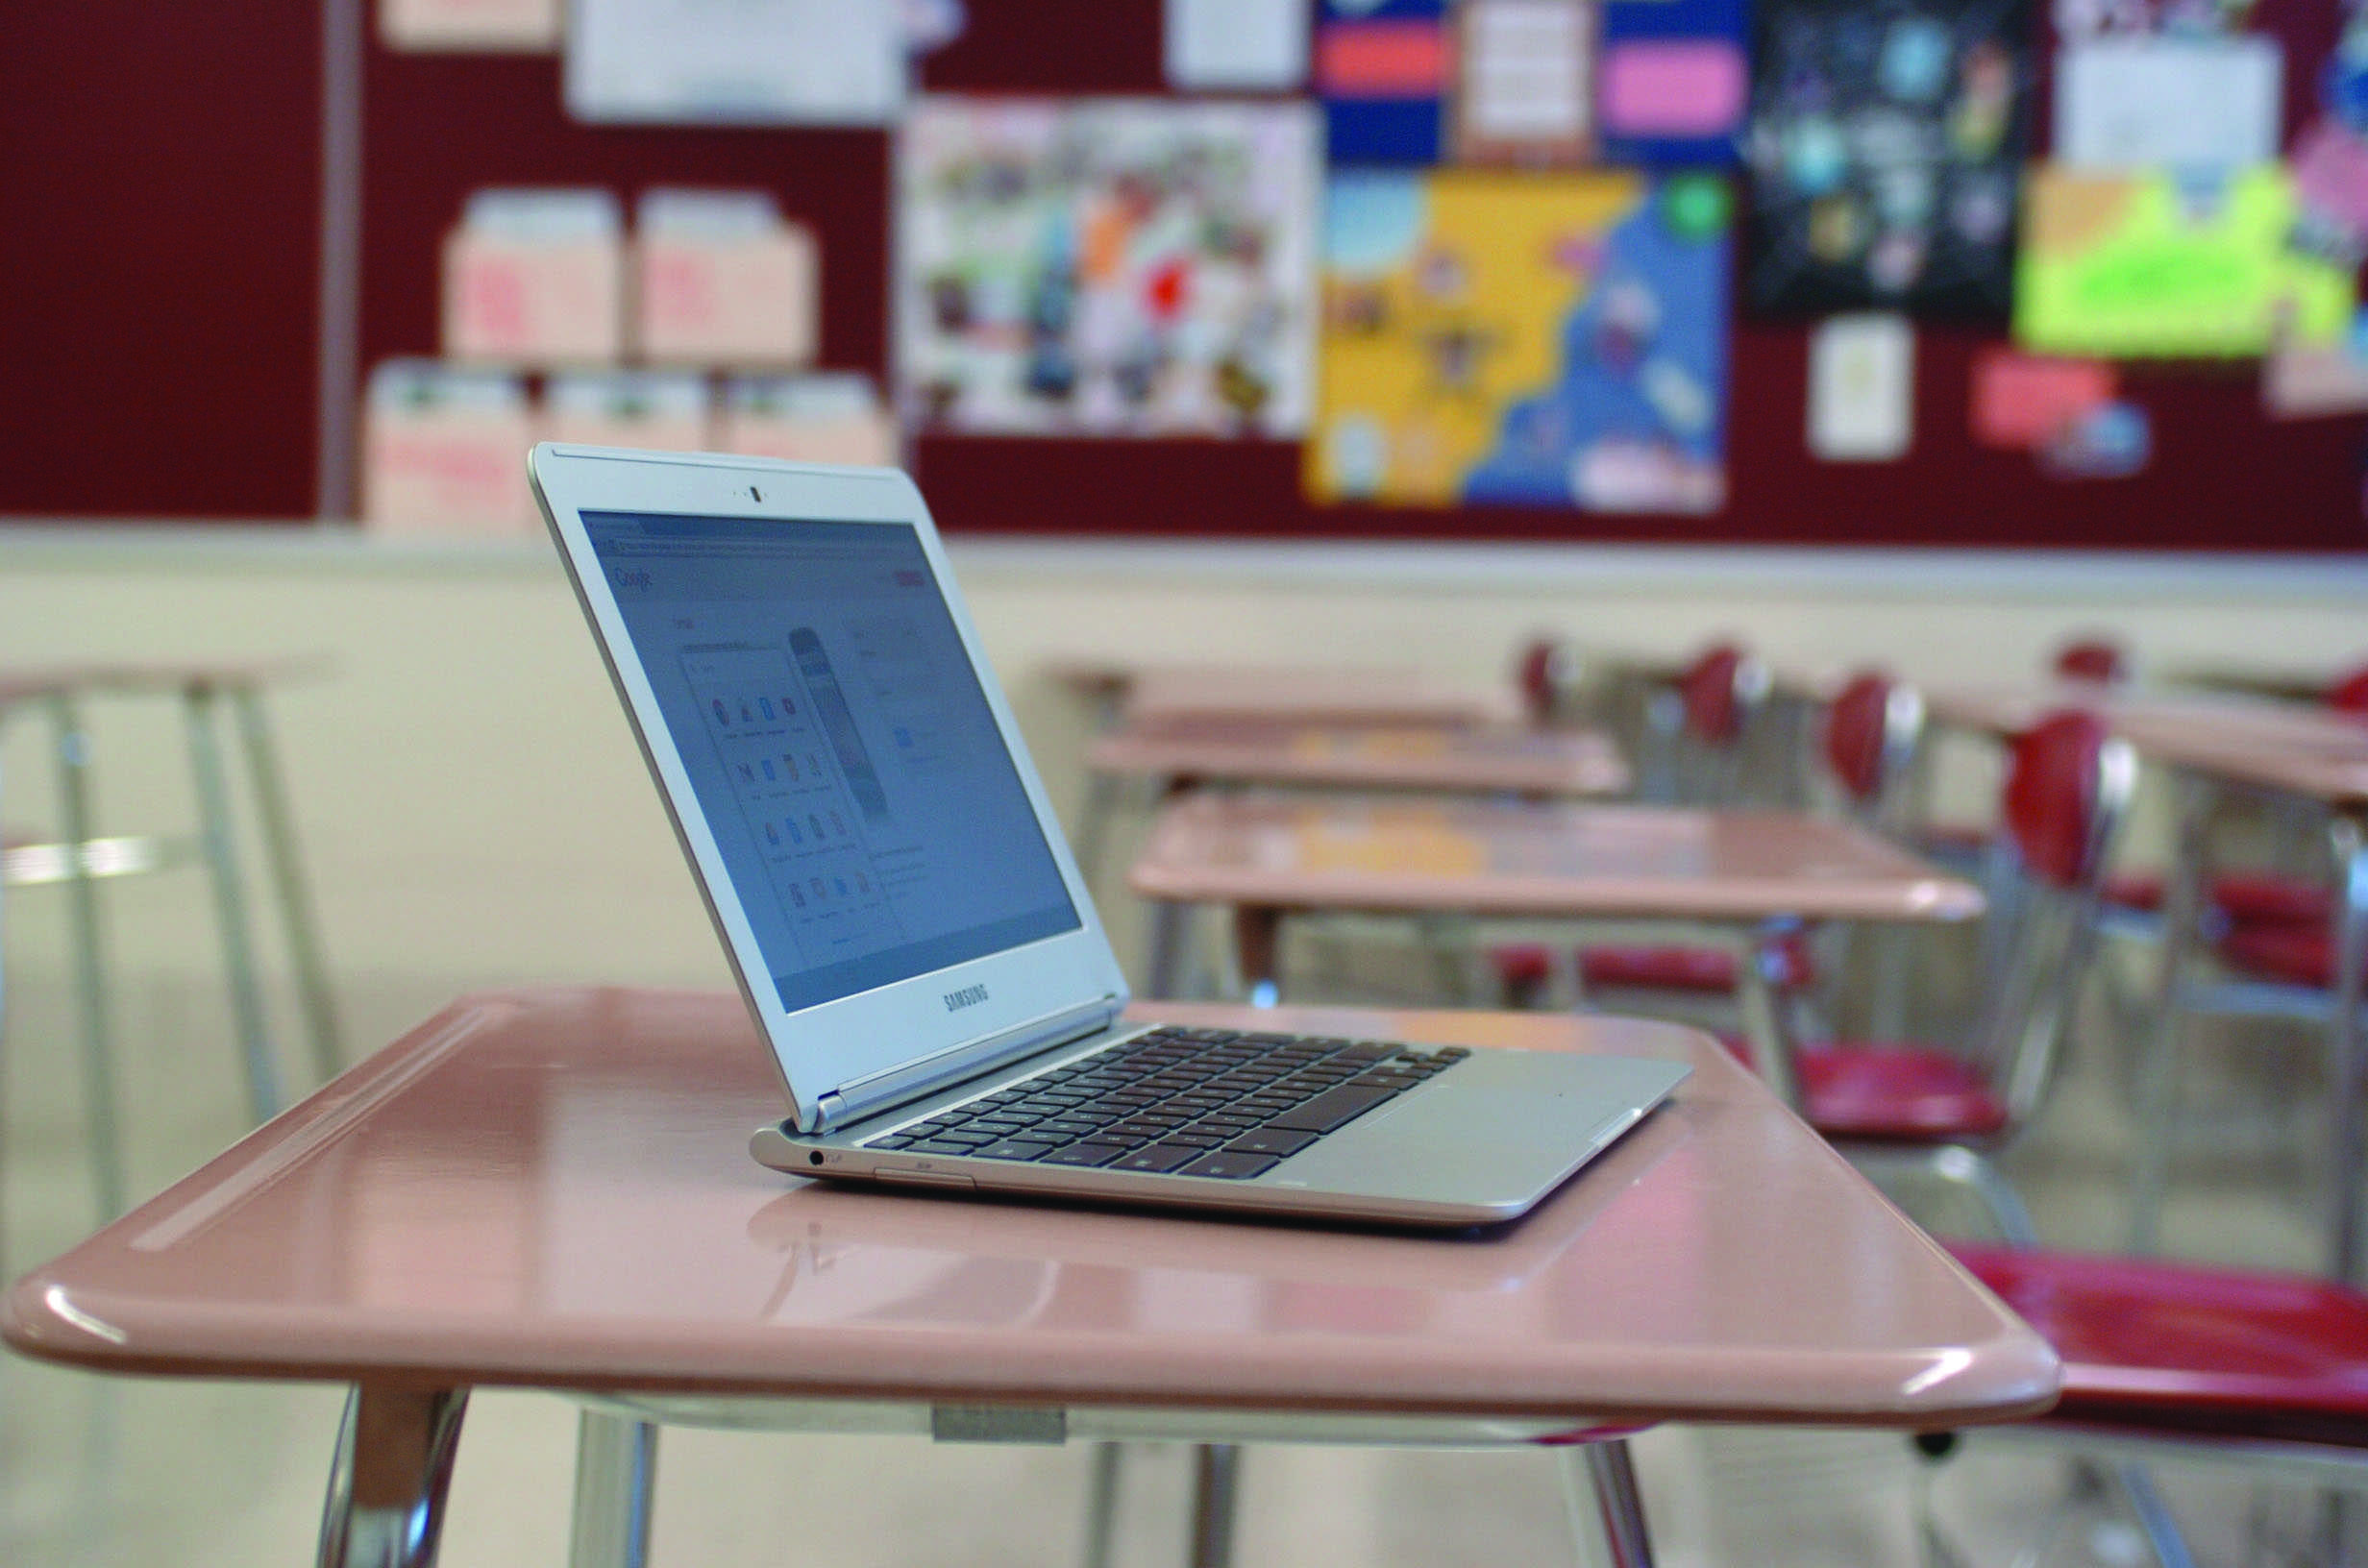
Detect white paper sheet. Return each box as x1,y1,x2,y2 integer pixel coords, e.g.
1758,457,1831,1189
1164,0,1310,88
2056,36,2282,172
1808,314,1913,461
566,0,904,126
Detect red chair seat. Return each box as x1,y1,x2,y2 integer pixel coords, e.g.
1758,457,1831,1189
1794,1043,2010,1141
1951,1243,2368,1447
2217,924,2335,989
1492,943,1552,991
1490,934,1816,997
2104,870,2332,925
1578,932,1817,993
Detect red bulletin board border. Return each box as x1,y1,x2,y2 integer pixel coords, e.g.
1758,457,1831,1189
2,0,2361,551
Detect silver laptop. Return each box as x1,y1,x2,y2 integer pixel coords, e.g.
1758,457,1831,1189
530,443,1688,1227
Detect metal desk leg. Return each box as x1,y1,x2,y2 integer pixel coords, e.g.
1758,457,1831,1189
1556,1437,1658,1568
2328,812,2368,1286
2129,773,2213,1255
569,1409,659,1568
232,686,343,1084
1736,919,1803,1112
1147,900,1194,1000
316,1384,469,1568
1232,907,1284,1009
1190,1442,1241,1568
1078,1441,1123,1568
185,686,282,1122
48,693,124,1219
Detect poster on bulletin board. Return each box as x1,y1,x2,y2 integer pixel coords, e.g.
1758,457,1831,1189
2014,167,2355,357
1306,169,1731,514
1742,0,2031,318
896,97,1320,437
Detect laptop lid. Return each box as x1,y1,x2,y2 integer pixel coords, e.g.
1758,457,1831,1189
530,445,1131,1133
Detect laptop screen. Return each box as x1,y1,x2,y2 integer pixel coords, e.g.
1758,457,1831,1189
581,510,1081,1011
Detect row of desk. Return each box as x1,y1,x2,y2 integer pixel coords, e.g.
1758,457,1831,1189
7,649,2364,1567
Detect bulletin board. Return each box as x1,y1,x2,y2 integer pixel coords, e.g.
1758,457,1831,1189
3,0,2363,552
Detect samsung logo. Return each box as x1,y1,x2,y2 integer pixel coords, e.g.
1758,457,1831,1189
944,984,990,1013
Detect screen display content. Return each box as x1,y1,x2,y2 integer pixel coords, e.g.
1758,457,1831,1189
582,510,1080,1010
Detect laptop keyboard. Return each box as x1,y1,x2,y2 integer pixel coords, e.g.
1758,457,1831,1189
862,1027,1471,1180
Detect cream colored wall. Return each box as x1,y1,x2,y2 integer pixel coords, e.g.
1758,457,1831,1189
0,531,2361,1047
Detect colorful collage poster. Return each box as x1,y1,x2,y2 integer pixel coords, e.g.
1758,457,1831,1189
1307,170,1731,514
2016,167,2354,357
897,98,1319,436
1743,0,2031,317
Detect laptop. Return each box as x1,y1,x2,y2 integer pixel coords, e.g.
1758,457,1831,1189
530,444,1689,1227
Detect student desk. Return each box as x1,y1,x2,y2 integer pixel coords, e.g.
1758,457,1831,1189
1088,718,1632,800
1127,795,1982,1107
1120,666,1524,728
2,987,2057,1568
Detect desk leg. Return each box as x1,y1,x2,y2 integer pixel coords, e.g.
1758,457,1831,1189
47,693,124,1219
1556,1437,1657,1568
1736,919,1801,1112
232,687,344,1084
569,1409,659,1568
316,1384,469,1568
2129,773,2212,1255
1147,900,1194,1000
1190,1442,1241,1568
1233,908,1283,1009
2328,812,2368,1286
184,687,282,1122
1078,1441,1123,1568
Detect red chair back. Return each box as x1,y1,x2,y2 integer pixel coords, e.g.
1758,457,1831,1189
1515,637,1564,723
2004,710,2118,888
1678,644,1752,745
2052,638,2129,685
2328,664,2368,717
1821,672,1898,805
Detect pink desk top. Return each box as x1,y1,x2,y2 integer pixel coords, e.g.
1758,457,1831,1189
1089,720,1630,798
2,989,2054,1429
1122,668,1523,728
1924,684,2368,806
0,657,330,705
1129,796,1983,922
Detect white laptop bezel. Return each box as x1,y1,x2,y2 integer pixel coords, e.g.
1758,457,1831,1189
530,444,1131,1134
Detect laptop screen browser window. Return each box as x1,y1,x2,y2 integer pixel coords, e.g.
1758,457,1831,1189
580,509,1079,1011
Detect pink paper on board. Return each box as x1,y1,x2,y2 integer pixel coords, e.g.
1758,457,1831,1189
1970,350,2116,450
1598,41,1747,135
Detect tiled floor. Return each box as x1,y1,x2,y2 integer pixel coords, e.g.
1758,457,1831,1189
0,959,2357,1566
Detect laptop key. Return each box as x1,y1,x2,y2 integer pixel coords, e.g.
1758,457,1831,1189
1112,1142,1203,1174
974,1139,1060,1162
1182,1151,1280,1180
1042,1142,1127,1167
1226,1129,1317,1159
1265,1084,1398,1135
906,1139,982,1155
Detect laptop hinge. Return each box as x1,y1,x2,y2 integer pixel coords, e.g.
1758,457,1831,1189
811,995,1124,1133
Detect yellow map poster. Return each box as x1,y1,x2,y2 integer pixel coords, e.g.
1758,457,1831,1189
1307,170,1731,514
2015,167,2354,359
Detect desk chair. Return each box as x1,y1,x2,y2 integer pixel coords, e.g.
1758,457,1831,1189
1788,709,2134,1243
1929,1241,2368,1567
0,666,340,1218
2122,666,2368,1250
2054,637,2134,686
